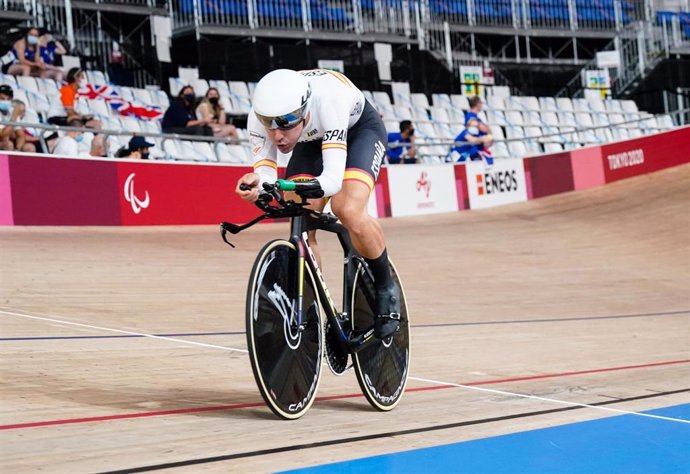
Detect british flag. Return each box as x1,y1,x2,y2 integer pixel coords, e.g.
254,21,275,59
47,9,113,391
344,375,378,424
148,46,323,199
78,84,163,121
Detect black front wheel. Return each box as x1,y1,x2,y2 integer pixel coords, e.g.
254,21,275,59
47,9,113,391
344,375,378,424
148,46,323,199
246,240,323,419
351,259,410,411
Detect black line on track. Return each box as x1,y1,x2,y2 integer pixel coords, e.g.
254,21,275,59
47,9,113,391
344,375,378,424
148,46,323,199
100,388,689,474
3,309,688,342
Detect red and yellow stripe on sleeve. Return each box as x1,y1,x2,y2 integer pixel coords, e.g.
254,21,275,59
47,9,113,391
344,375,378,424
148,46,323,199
343,168,375,192
321,142,347,152
253,159,277,172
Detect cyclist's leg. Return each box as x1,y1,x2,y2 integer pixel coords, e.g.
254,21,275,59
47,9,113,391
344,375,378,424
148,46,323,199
330,102,400,338
330,180,383,259
330,179,399,339
329,100,387,263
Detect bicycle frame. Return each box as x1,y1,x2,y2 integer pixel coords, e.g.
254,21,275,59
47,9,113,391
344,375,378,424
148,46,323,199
291,212,377,354
221,189,378,354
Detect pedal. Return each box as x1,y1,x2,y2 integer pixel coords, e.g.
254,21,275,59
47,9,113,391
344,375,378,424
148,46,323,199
325,320,349,376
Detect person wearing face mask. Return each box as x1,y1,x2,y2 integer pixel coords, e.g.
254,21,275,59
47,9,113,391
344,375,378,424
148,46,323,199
54,67,101,129
124,136,154,160
450,117,493,163
0,85,17,150
0,86,34,152
464,96,492,137
5,27,46,77
196,87,238,141
386,119,417,164
52,117,85,156
38,29,66,81
162,86,213,137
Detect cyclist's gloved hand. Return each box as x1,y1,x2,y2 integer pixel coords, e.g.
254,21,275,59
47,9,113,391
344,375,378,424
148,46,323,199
236,173,260,203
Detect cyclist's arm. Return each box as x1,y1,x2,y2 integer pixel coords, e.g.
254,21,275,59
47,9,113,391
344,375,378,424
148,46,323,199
317,100,349,196
247,112,278,186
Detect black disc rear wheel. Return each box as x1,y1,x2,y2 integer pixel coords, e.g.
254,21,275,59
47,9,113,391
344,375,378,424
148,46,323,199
351,259,410,411
246,240,323,419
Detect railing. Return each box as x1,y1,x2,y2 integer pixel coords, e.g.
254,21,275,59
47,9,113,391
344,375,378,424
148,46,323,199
173,0,416,37
397,109,685,161
72,0,162,5
0,0,27,12
0,118,251,162
421,0,643,31
170,0,648,36
2,108,684,163
5,0,160,89
561,14,690,99
663,87,690,125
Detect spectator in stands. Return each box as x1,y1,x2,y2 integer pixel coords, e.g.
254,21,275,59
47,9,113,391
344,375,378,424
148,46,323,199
0,86,34,152
38,29,66,81
52,117,85,156
386,120,416,164
450,117,493,163
196,87,238,141
89,134,109,158
122,136,154,159
53,67,101,129
162,86,213,137
3,28,45,78
465,96,492,135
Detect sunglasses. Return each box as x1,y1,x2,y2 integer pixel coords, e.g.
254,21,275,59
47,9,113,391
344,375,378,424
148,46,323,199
255,106,306,130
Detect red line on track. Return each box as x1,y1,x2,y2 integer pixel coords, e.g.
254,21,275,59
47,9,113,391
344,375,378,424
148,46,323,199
462,359,690,386
2,359,688,431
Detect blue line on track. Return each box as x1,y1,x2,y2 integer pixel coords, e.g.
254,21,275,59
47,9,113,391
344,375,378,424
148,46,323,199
280,404,690,474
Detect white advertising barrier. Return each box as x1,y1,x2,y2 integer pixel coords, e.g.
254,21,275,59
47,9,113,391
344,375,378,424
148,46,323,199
387,164,459,217
466,159,528,209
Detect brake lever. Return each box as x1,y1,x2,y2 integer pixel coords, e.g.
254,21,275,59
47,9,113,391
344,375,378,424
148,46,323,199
221,221,243,234
220,223,236,248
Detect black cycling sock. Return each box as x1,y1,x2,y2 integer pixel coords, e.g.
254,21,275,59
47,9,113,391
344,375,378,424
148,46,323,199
365,248,391,289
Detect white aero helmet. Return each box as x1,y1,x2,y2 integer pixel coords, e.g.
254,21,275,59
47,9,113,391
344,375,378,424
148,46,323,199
252,69,311,129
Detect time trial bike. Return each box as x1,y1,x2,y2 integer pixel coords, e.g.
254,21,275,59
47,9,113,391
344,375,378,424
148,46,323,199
220,179,410,419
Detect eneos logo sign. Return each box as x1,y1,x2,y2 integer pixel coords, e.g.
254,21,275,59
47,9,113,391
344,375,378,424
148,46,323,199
475,169,519,196
466,159,527,209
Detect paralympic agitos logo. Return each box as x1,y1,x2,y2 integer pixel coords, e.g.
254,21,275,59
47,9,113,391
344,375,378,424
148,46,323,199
124,173,150,214
475,170,519,196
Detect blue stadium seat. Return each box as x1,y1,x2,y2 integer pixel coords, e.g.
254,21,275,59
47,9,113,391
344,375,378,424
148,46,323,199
429,0,468,16
310,3,350,23
180,0,194,14
256,1,303,21
216,0,248,16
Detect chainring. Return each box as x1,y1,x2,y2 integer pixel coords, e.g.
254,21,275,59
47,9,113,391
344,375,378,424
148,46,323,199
324,319,349,376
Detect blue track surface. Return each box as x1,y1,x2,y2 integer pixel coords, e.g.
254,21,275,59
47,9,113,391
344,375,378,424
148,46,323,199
281,404,690,474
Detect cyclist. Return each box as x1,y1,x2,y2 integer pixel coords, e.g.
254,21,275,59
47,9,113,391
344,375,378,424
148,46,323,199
235,68,400,339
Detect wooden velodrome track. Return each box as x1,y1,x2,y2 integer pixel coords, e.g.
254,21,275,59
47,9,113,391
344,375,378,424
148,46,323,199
1,164,689,473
